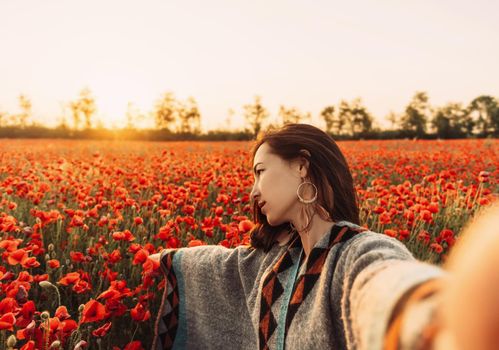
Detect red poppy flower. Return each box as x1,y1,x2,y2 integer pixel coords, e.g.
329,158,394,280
58,272,81,286
70,251,86,263
34,273,49,282
47,259,60,268
182,205,195,215
399,229,410,240
55,305,71,320
70,215,85,227
420,209,433,223
16,300,36,327
238,219,254,233
107,249,122,264
418,230,431,244
0,312,16,330
379,212,392,225
41,316,60,332
187,239,206,248
430,243,443,254
215,206,224,216
7,249,28,265
80,299,107,324
373,206,385,214
132,249,149,265
124,341,144,350
73,279,92,294
112,230,135,242
21,256,40,269
384,229,397,238
478,170,490,183
20,340,35,350
0,239,21,252
130,302,151,322
92,321,112,337
427,202,439,214
167,236,180,248
59,319,78,333
97,288,121,301
156,225,172,241
0,297,18,314
142,256,160,274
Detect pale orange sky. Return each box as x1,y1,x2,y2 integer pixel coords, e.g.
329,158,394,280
0,0,498,130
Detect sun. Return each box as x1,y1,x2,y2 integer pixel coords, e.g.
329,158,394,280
85,75,155,129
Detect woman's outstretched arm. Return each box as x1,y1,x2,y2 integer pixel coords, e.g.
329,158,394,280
437,202,499,350
334,202,499,350
331,230,446,350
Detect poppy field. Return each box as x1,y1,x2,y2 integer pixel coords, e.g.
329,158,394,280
0,138,497,350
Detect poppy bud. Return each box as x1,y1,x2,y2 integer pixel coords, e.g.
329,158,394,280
39,281,55,289
6,335,16,348
50,340,61,349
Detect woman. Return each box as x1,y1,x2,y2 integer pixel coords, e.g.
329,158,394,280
149,123,498,350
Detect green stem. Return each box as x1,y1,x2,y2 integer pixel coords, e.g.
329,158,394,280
130,323,140,343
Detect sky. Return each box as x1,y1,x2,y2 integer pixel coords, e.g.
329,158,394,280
0,0,498,131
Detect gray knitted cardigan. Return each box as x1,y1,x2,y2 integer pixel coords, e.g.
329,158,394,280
152,220,445,350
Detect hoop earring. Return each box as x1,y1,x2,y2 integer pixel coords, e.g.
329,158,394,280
296,181,318,204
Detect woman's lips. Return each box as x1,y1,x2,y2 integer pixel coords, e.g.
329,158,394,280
259,202,267,212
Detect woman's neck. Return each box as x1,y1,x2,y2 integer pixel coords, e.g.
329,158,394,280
296,216,336,259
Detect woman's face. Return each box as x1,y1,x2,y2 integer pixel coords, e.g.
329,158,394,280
250,143,306,226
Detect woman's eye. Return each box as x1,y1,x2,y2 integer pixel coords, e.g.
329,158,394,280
256,169,264,175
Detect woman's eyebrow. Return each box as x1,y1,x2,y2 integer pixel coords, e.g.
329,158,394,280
253,162,263,173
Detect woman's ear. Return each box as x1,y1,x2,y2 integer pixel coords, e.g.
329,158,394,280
298,149,311,178
298,161,309,178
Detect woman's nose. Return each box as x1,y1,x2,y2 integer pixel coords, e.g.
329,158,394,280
250,186,259,202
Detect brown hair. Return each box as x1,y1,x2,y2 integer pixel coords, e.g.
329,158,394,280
249,123,360,252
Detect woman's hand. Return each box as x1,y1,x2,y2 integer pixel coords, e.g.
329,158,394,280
435,202,499,350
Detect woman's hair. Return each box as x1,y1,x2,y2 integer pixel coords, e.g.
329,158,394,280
249,123,360,252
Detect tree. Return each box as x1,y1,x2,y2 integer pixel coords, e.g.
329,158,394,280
69,100,81,130
243,95,269,138
337,98,374,138
67,88,96,130
125,102,141,129
17,94,32,128
55,102,70,130
78,88,96,130
401,91,431,138
386,111,399,130
466,95,499,136
320,106,335,134
278,105,310,125
432,102,471,138
126,102,146,129
0,110,8,127
154,92,177,131
225,108,235,131
177,97,202,134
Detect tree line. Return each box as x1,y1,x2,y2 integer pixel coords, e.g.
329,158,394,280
0,89,498,140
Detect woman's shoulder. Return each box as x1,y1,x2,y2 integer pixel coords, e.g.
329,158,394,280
332,220,414,261
334,220,404,242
